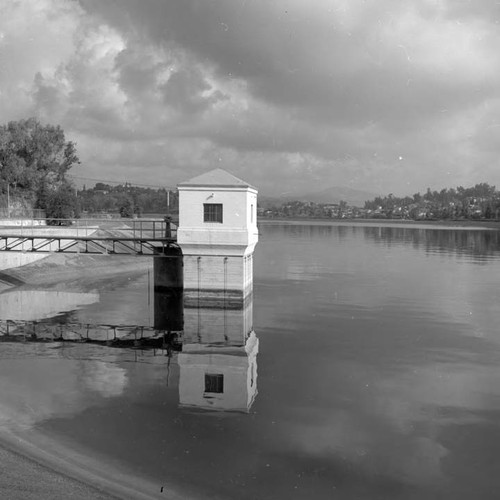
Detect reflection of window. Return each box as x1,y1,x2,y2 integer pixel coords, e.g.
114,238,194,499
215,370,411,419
204,203,223,223
205,373,224,393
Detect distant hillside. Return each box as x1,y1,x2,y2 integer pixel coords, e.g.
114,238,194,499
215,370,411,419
260,186,379,208
303,186,380,206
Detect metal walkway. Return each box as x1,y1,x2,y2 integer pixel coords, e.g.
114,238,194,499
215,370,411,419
0,218,177,256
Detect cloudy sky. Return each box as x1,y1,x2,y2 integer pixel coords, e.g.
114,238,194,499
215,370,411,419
1,0,500,196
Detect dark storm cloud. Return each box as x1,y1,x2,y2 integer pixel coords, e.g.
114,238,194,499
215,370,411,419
80,0,500,131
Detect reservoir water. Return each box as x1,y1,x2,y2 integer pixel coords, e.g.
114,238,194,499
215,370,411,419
2,222,500,499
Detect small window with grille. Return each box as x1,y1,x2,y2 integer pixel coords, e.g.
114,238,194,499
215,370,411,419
205,373,224,393
203,203,223,223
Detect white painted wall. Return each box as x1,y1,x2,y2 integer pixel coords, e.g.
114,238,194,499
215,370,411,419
177,186,258,247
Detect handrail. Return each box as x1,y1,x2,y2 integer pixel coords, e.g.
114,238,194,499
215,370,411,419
0,217,178,241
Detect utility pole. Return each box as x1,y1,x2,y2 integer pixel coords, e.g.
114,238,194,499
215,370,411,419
6,183,10,218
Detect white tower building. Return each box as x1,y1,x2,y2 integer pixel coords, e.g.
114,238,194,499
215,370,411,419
177,169,258,308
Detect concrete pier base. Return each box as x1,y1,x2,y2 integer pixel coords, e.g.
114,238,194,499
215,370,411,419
153,244,183,331
181,247,254,309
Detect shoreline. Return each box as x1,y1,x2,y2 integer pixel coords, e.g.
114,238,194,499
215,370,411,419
0,427,175,500
258,217,500,230
0,257,183,499
0,431,120,500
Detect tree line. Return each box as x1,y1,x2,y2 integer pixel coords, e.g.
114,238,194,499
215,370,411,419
0,118,177,221
261,183,500,221
3,118,500,222
364,184,500,220
77,183,178,217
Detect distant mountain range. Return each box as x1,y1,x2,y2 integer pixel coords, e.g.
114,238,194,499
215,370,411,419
260,186,380,208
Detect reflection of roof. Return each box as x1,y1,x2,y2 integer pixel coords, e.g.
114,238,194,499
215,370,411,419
178,168,256,190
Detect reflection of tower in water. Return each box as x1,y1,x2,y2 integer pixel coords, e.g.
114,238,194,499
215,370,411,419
153,286,258,413
178,300,258,413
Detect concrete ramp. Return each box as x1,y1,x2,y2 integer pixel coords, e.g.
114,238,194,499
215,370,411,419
0,289,99,321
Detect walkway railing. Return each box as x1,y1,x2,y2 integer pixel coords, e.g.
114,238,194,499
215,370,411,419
0,217,178,256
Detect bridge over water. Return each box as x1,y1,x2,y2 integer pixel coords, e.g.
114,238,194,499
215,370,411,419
0,217,177,256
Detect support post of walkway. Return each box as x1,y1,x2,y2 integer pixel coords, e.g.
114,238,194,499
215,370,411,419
153,244,184,331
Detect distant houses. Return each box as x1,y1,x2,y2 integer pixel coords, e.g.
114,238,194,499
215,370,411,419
258,185,500,221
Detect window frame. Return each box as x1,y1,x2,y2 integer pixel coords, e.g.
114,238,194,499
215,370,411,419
203,203,223,223
204,373,224,393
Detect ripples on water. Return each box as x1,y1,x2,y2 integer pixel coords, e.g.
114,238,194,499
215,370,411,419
2,222,500,499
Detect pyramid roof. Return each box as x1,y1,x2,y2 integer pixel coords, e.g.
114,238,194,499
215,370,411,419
178,169,256,190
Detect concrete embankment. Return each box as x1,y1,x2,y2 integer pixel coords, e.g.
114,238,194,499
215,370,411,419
0,224,99,272
0,441,119,500
0,289,100,320
0,248,177,500
0,222,189,500
0,253,151,290
0,222,154,289
0,427,177,500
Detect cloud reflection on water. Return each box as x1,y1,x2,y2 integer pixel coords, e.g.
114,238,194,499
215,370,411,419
0,348,128,431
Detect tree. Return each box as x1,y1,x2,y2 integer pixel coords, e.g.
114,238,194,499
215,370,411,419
0,118,80,211
339,199,347,218
45,181,78,224
119,196,134,218
484,204,493,219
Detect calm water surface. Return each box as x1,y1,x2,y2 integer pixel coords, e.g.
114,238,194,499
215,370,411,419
2,222,500,499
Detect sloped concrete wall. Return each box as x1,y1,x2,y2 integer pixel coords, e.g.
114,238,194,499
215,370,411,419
0,225,98,271
0,253,48,271
0,290,99,320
